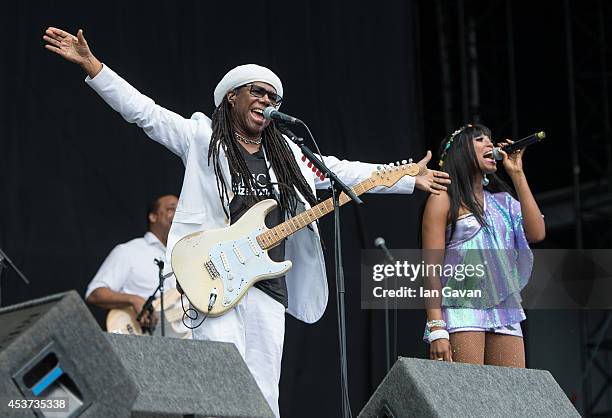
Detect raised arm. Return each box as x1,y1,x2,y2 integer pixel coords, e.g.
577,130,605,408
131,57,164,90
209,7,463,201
499,141,546,243
43,27,198,158
44,27,103,77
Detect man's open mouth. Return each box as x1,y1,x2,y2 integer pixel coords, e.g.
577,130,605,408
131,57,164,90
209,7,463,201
251,108,264,122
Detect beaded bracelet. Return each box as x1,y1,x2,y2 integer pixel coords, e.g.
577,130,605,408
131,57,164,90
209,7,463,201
426,319,447,330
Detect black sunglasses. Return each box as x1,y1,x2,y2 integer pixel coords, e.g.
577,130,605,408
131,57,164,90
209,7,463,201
238,83,283,106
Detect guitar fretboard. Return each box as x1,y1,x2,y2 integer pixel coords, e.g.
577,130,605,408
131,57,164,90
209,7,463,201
256,177,377,250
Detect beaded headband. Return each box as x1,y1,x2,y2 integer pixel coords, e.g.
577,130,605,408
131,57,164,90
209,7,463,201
438,124,473,167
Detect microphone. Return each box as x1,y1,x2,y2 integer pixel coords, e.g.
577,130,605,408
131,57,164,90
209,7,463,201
263,107,302,124
491,131,546,161
374,237,395,263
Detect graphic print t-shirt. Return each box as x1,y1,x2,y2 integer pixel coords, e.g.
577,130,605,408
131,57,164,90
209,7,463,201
229,145,288,307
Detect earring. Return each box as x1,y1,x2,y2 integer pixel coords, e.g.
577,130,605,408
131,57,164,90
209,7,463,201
481,174,490,186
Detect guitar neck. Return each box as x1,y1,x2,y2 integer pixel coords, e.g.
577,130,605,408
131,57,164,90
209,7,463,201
257,177,377,250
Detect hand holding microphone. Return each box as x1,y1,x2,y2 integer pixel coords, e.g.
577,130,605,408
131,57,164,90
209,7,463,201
501,132,545,176
489,131,545,160
483,131,545,176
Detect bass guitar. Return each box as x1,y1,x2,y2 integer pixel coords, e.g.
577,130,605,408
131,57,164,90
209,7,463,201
106,287,192,339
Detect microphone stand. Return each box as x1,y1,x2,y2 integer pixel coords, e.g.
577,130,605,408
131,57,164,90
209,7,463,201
374,238,396,374
331,182,351,418
280,124,360,418
283,127,363,205
136,293,156,335
0,247,31,307
136,258,169,336
155,259,165,337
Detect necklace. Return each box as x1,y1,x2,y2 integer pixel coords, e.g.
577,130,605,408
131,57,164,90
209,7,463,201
235,132,262,145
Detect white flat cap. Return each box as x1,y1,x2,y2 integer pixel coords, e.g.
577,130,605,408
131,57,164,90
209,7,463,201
213,64,283,107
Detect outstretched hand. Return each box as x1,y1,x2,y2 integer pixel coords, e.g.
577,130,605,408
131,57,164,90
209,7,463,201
43,27,102,77
414,151,451,195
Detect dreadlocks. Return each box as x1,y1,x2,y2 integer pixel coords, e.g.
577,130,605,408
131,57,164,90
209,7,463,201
208,97,319,219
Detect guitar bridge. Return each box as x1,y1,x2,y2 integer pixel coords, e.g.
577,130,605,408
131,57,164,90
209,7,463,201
204,260,220,280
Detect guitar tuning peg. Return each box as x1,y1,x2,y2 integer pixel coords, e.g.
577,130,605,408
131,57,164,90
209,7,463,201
377,165,382,170
409,158,413,164
396,161,401,166
401,159,407,164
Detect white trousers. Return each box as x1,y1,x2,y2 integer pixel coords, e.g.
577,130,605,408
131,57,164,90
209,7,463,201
191,286,285,417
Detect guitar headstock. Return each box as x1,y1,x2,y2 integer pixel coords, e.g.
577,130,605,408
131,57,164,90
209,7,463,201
371,160,420,188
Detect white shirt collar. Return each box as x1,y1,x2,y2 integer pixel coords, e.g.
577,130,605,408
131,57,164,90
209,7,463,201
144,231,166,249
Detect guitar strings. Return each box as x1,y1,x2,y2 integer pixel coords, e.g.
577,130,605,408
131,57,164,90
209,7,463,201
270,180,320,234
175,181,322,330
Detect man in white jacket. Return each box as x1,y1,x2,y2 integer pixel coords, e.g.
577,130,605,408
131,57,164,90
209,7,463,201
43,26,450,417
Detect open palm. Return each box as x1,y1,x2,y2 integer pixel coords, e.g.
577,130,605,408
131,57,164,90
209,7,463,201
414,150,451,194
43,27,92,65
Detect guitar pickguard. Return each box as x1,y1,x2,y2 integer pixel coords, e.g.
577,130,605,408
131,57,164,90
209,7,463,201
208,226,291,307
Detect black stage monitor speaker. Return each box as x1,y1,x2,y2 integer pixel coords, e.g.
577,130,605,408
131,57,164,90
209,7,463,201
0,291,137,417
359,357,580,418
105,333,275,418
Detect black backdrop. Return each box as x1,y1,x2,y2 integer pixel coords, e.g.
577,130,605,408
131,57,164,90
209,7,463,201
1,1,429,416
5,0,610,415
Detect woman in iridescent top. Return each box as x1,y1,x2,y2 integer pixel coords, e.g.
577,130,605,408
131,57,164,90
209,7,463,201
421,124,545,367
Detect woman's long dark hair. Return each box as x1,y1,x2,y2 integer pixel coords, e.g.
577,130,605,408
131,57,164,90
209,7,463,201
439,124,514,238
208,97,318,219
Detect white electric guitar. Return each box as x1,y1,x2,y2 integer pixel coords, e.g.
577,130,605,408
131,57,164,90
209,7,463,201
171,161,419,316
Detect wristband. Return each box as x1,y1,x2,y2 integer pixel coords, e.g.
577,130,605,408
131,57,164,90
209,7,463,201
428,329,450,344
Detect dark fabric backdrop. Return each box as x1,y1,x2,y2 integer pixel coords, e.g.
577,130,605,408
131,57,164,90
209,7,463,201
1,1,427,416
